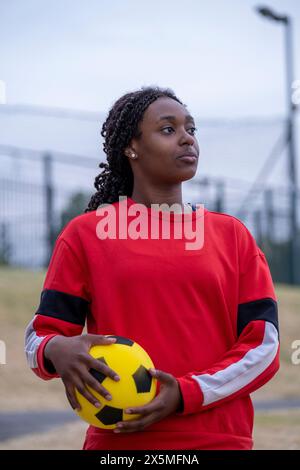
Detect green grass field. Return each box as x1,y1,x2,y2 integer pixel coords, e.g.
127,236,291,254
0,266,300,449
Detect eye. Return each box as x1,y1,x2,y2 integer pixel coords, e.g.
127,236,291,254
161,126,198,135
161,126,174,134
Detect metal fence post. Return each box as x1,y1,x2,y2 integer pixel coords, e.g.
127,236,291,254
0,222,10,265
254,210,263,248
264,188,274,242
215,180,225,213
43,153,55,266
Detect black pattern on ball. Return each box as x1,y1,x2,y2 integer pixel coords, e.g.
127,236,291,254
95,406,123,425
89,357,108,383
133,365,152,393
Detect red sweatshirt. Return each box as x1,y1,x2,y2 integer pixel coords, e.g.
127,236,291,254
25,196,279,450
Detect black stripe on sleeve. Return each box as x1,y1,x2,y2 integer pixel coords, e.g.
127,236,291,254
35,289,89,326
237,297,279,337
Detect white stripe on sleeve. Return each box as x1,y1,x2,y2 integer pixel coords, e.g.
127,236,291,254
192,322,279,406
24,318,46,369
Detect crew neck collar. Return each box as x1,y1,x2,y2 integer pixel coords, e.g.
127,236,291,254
124,196,206,222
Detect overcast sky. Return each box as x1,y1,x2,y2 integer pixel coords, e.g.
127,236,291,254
1,0,299,120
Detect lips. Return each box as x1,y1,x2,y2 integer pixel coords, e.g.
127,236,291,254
176,153,198,159
176,154,198,164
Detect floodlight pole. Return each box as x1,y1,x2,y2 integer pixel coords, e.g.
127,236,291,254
256,6,298,284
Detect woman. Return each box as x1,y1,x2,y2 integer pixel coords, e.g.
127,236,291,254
25,86,279,450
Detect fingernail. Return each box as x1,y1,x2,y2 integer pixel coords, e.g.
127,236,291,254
106,395,112,401
114,375,120,381
95,402,101,408
114,429,121,433
125,409,131,414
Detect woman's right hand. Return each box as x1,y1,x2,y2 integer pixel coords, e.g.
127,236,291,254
44,334,120,411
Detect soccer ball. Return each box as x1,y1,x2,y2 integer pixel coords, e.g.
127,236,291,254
75,335,157,429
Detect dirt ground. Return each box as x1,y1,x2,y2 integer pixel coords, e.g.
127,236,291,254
0,268,300,450
1,410,300,450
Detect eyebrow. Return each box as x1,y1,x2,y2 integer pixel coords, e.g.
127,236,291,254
156,114,195,124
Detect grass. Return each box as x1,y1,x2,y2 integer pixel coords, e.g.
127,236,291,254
253,410,300,450
0,266,46,326
0,267,67,412
0,266,300,449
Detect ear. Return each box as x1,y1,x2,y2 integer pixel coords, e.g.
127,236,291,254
124,136,139,158
124,147,133,158
124,146,138,160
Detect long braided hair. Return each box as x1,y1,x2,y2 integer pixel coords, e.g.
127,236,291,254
85,86,183,212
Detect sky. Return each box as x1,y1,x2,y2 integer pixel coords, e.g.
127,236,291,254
0,0,300,119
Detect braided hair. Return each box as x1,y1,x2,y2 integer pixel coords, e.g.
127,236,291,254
85,86,183,212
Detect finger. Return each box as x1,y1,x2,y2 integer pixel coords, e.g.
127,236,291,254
124,397,161,416
85,334,117,346
149,368,174,384
87,356,120,382
82,371,113,401
65,385,81,411
114,415,155,434
75,380,102,408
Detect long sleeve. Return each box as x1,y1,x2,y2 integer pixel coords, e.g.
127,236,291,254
176,221,280,415
24,219,91,380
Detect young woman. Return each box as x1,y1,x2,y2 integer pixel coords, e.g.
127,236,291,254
25,86,279,450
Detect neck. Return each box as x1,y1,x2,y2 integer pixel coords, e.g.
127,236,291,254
130,184,183,207
130,185,186,213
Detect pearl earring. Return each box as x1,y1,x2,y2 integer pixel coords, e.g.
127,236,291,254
131,153,137,159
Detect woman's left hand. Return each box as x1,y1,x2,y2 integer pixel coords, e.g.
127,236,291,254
113,368,182,434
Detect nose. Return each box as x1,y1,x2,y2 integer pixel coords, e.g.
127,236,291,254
179,128,195,146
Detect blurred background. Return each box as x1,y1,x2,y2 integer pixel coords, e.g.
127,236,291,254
0,0,299,450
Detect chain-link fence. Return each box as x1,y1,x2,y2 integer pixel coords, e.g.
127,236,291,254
1,147,300,284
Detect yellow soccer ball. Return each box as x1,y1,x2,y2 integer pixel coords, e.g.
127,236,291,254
75,335,157,429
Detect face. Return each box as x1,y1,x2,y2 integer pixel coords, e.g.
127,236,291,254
125,97,200,185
